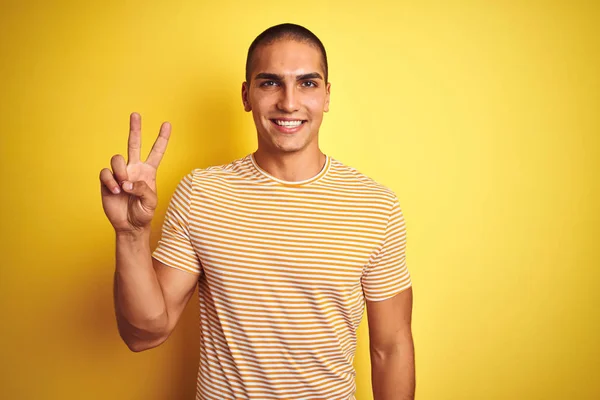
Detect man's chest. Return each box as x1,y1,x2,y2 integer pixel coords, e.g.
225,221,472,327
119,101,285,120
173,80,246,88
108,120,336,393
188,185,386,291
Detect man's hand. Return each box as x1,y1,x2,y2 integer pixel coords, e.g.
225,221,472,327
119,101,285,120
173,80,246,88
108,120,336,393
99,112,171,233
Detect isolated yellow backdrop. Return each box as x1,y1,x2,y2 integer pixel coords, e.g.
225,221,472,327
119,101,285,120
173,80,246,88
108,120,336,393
1,1,598,399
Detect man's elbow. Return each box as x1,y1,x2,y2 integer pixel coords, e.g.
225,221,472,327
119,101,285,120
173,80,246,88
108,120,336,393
117,315,170,352
124,336,167,352
370,342,402,362
370,332,414,362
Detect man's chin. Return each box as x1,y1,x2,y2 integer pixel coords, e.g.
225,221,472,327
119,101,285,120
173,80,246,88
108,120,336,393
268,139,308,154
257,132,314,154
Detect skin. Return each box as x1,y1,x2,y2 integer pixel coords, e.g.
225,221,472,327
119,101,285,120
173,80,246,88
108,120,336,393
100,37,414,399
100,114,199,352
242,39,331,182
367,288,416,399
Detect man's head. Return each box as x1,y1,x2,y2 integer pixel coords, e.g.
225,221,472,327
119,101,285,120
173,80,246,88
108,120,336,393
242,24,331,156
245,23,328,84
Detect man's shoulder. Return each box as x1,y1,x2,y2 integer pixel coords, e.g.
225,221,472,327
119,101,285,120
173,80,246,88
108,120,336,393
328,157,399,203
186,154,251,182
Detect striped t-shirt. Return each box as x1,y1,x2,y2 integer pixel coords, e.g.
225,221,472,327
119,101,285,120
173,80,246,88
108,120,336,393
152,153,411,400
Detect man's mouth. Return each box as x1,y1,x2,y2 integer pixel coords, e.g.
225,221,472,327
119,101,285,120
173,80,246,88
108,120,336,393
271,119,306,127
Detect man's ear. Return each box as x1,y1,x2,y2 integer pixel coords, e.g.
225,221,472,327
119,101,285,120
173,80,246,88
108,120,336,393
324,82,331,113
241,82,252,112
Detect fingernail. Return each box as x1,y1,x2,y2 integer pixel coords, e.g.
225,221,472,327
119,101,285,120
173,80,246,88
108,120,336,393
123,181,133,190
113,186,121,194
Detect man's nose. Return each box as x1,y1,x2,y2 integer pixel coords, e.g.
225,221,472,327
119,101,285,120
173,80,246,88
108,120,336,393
277,85,299,113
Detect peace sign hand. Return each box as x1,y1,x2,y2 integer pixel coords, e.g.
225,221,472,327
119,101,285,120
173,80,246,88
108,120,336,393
100,113,171,234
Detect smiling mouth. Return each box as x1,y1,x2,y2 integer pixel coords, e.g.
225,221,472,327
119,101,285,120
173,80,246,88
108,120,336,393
270,119,307,127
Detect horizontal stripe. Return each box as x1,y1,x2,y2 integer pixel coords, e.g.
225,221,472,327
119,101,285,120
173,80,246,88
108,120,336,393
152,153,411,399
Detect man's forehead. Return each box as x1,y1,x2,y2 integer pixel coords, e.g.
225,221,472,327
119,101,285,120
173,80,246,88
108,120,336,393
251,40,325,76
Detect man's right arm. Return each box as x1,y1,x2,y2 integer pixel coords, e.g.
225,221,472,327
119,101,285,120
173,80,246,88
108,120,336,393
101,113,199,352
113,228,199,352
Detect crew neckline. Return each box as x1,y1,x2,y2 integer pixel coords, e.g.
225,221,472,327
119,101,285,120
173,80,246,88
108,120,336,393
249,153,331,186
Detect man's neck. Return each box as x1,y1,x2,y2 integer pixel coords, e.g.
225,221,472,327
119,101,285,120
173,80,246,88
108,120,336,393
253,149,327,183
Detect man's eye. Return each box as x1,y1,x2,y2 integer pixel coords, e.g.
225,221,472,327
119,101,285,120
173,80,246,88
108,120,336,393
261,81,278,87
302,81,317,88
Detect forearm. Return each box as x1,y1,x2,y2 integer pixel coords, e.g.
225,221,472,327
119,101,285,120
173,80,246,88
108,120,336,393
370,335,415,400
114,229,168,350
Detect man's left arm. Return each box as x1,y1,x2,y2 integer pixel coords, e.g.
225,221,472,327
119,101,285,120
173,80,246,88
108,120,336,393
366,287,415,400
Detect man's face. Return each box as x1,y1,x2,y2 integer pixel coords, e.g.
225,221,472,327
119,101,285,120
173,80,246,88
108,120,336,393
242,40,331,155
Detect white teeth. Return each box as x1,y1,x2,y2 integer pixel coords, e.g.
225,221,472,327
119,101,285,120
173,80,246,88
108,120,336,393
274,120,303,127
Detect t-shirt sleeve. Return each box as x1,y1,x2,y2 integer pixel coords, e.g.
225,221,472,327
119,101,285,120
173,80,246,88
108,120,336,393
361,197,412,301
151,172,202,275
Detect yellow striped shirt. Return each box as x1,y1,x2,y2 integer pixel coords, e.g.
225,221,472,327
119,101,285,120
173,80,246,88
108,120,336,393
152,153,411,400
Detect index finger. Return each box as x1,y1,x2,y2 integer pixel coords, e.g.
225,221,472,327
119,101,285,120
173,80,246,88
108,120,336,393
128,112,142,163
145,121,171,168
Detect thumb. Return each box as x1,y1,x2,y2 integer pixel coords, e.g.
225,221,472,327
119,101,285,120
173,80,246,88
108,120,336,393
122,180,158,210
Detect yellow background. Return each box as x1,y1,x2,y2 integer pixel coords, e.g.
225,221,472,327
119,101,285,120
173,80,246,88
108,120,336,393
1,1,598,399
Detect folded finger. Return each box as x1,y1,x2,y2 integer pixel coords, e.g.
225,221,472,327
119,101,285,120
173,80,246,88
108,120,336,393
100,168,121,194
110,154,128,185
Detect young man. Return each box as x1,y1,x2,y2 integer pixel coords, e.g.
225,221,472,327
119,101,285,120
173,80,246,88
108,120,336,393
100,23,415,400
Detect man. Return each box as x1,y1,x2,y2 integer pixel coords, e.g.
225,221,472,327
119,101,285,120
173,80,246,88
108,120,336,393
100,23,415,400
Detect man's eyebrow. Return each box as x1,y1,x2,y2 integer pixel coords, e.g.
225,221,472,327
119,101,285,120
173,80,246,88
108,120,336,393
297,72,323,81
254,72,324,81
254,73,283,81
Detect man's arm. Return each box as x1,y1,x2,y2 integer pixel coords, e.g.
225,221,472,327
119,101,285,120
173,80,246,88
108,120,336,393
101,113,200,353
114,227,199,352
366,287,415,400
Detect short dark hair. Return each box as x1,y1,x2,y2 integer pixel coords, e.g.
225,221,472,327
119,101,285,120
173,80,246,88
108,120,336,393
245,23,328,83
